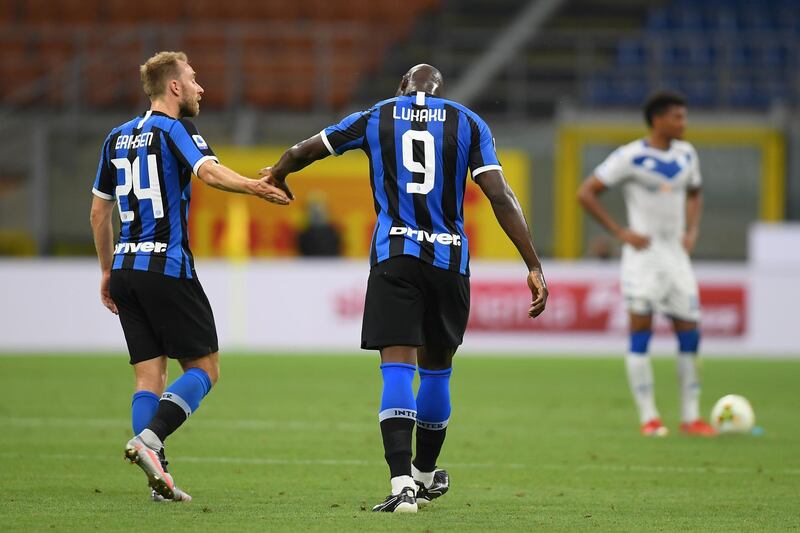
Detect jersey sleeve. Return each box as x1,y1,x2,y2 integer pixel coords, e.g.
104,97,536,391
91,134,115,201
320,111,369,156
594,147,629,187
687,145,702,189
167,118,219,175
467,115,502,180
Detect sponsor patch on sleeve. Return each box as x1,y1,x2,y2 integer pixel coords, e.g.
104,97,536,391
192,135,208,149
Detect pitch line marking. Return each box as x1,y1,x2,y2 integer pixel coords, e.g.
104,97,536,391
0,452,797,476
0,452,523,470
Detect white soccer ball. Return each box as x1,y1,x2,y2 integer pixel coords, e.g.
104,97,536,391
711,394,755,434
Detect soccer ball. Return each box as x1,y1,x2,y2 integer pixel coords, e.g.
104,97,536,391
710,394,755,434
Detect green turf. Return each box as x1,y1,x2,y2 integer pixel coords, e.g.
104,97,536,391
1,354,798,532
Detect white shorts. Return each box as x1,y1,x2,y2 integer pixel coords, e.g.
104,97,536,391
620,241,700,322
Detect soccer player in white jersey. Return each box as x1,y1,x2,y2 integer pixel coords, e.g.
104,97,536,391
578,92,716,437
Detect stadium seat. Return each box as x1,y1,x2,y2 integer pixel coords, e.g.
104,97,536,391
105,0,184,23
57,0,99,24
595,0,799,109
616,39,646,66
0,0,441,110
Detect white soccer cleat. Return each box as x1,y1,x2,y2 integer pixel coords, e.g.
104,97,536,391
124,436,180,501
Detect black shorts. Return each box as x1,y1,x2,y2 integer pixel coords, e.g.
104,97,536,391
361,256,470,350
110,269,219,365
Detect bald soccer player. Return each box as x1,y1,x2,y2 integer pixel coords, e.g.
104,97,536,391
260,65,548,512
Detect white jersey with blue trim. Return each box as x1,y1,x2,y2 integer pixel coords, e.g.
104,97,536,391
594,139,701,244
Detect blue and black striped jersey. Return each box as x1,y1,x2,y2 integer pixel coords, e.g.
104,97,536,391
92,110,218,278
321,91,501,275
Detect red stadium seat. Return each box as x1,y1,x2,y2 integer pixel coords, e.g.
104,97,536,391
0,0,443,110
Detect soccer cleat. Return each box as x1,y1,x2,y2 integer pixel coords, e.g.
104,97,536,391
149,449,192,502
371,486,418,513
151,449,169,502
680,419,718,437
415,469,449,508
640,418,669,437
125,436,179,501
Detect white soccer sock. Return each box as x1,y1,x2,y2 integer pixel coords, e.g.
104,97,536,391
625,354,659,424
138,428,163,452
677,354,700,423
390,475,416,496
411,464,434,488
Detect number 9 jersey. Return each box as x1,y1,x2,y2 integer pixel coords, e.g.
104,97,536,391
92,111,218,279
320,91,501,276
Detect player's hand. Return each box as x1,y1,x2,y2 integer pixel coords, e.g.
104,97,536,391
258,166,295,201
527,268,548,318
682,231,697,254
253,177,291,205
100,271,118,315
618,228,650,250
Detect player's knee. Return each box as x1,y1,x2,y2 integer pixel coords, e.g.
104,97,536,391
205,366,219,386
134,364,167,393
629,330,653,355
676,328,700,353
380,346,417,365
203,360,220,386
180,353,219,386
135,376,165,394
418,346,456,370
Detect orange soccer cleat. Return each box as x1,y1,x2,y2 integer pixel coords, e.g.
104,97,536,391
679,419,718,437
640,418,669,437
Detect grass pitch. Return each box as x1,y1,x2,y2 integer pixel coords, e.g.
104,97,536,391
1,354,798,531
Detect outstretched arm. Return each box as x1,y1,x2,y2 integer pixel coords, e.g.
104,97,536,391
475,169,547,318
259,134,331,200
196,160,290,205
577,175,649,250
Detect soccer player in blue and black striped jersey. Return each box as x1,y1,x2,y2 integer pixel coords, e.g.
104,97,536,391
89,51,290,501
262,64,549,513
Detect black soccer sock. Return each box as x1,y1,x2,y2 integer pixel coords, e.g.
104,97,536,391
380,418,415,478
413,426,447,473
146,368,213,442
146,401,188,443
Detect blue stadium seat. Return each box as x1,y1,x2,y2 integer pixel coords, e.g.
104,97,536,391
587,0,798,110
762,42,791,69
585,74,615,106
646,9,675,32
730,42,757,67
687,42,718,67
617,39,646,66
674,76,716,108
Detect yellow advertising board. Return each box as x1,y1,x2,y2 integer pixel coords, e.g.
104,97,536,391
190,146,530,260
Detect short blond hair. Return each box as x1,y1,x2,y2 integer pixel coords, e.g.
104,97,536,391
140,51,188,98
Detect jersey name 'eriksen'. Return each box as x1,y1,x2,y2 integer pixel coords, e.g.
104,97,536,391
392,106,446,122
115,132,154,150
